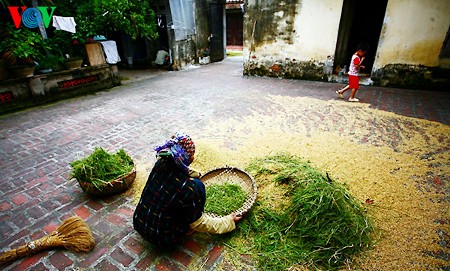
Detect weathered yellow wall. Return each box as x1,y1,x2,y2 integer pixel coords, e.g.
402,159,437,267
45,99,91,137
244,0,450,69
244,0,343,63
243,0,450,89
374,0,450,69
292,0,343,60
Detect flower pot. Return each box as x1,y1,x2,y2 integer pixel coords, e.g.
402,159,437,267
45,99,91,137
0,66,8,81
64,58,83,70
9,64,36,78
76,166,136,196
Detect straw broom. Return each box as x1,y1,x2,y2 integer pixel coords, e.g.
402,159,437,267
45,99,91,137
0,216,96,263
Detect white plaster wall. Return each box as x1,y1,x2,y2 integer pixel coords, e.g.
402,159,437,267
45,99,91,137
244,0,343,63
292,0,343,62
374,0,450,70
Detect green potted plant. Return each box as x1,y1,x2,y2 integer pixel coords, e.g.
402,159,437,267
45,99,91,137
70,147,136,196
36,54,65,74
48,31,87,70
0,22,50,78
63,56,84,69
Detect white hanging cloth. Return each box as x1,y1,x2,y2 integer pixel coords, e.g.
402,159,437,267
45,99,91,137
100,40,121,64
52,16,77,33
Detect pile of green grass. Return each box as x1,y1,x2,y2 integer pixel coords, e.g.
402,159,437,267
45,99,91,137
221,153,374,270
205,183,248,216
70,147,134,190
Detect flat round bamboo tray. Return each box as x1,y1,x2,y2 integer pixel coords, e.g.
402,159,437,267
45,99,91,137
77,166,136,196
201,166,257,218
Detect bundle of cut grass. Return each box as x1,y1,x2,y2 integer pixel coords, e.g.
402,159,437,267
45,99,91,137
223,153,374,271
205,183,248,216
70,147,135,194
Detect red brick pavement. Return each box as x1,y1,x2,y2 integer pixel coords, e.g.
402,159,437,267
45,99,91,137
0,56,449,270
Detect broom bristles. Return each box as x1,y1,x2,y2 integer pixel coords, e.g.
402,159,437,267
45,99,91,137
56,216,96,252
0,216,95,263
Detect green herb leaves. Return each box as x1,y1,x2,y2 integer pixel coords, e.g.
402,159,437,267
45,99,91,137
205,183,248,216
70,147,134,190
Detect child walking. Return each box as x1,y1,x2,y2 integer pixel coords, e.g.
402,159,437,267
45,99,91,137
336,43,370,102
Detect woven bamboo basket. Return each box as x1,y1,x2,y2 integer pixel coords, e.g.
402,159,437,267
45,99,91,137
77,166,136,196
201,166,257,218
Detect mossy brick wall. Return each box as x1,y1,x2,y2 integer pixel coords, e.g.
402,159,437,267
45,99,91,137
372,64,450,91
244,58,326,81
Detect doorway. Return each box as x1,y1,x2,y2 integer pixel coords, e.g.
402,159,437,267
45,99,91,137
334,0,388,75
226,11,243,47
210,2,225,62
156,14,170,50
152,3,170,54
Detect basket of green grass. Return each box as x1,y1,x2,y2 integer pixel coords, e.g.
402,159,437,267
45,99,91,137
70,147,136,196
201,166,257,218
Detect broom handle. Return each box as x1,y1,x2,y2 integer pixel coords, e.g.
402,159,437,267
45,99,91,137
0,232,58,263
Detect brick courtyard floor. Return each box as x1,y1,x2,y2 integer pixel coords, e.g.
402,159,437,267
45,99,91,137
0,56,449,270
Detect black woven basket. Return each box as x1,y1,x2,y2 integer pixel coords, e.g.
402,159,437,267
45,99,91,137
200,166,257,218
